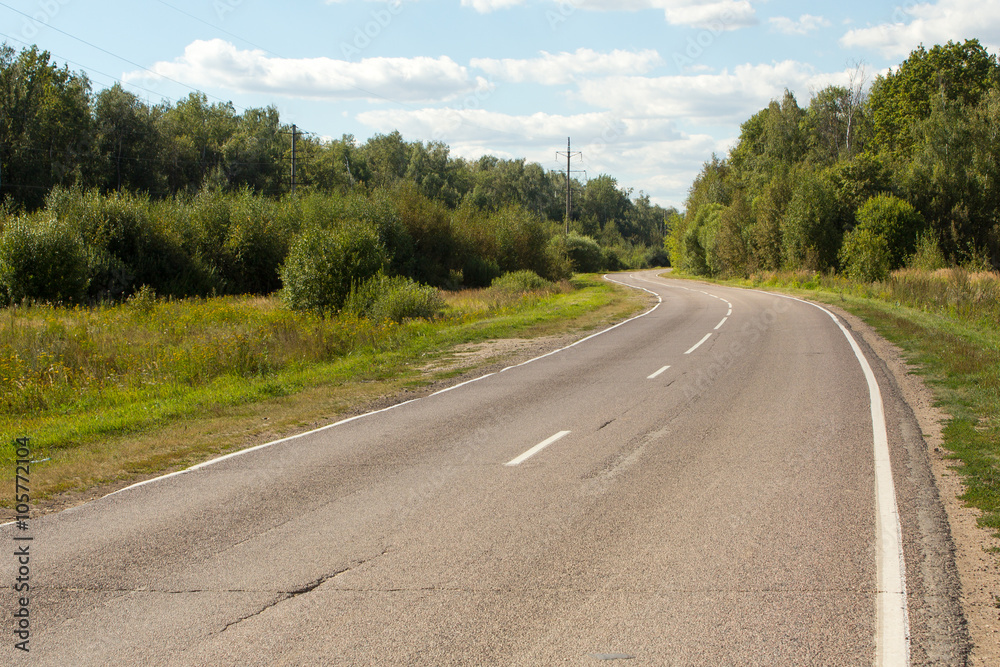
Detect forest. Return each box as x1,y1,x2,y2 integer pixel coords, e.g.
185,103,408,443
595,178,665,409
671,39,1000,280
0,42,672,309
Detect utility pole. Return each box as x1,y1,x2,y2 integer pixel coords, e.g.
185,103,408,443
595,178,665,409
556,137,583,235
290,124,297,194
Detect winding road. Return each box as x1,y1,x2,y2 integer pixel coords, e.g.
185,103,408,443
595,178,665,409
3,271,967,665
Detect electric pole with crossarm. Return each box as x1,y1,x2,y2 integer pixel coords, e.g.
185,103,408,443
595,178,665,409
557,137,583,235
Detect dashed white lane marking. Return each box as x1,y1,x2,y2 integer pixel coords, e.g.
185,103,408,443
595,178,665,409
505,431,571,466
685,333,712,355
648,365,671,380
714,317,728,330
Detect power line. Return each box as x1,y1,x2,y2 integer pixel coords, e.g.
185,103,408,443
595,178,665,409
152,0,277,57
0,0,242,111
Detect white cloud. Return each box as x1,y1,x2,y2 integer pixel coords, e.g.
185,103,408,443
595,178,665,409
123,39,483,102
576,61,848,125
840,0,1000,58
460,0,525,11
471,48,663,84
768,14,831,36
663,1,757,30
459,0,757,29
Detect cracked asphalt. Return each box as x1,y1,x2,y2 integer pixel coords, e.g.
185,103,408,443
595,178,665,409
1,272,968,665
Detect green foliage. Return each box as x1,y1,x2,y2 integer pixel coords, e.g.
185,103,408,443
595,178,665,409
555,232,604,273
0,214,88,304
854,194,923,269
490,270,552,292
908,230,948,271
344,272,444,322
780,171,841,270
280,223,386,314
869,39,1000,155
683,203,724,275
840,226,891,282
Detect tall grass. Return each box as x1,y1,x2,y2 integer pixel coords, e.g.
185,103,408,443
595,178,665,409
0,278,576,468
740,267,1000,327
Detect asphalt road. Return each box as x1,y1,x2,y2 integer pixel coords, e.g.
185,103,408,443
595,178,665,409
2,271,968,665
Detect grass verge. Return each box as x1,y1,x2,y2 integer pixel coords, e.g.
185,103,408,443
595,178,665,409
672,268,1000,536
1,275,647,512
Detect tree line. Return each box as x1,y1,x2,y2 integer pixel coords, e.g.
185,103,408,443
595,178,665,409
0,43,674,309
670,39,1000,280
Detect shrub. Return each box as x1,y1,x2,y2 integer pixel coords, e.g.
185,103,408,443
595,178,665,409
344,273,444,322
840,226,891,282
0,215,89,304
491,270,551,293
280,223,386,313
907,229,948,270
854,194,923,270
558,232,604,273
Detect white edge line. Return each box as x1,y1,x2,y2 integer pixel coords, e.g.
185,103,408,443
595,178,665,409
748,288,910,664
504,431,571,467
648,365,671,380
685,333,712,355
501,274,663,373
714,317,728,330
0,273,672,526
430,373,496,397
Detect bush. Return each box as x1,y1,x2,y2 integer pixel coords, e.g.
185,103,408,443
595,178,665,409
280,223,386,313
840,226,891,282
854,194,923,270
491,270,551,293
558,232,604,273
0,215,89,304
344,273,444,322
907,229,948,270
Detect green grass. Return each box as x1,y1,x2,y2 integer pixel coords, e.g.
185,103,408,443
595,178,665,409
1,275,644,506
676,268,1000,534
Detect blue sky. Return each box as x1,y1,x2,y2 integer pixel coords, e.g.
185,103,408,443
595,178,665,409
2,0,999,208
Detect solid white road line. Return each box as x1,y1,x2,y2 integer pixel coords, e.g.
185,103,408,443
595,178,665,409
752,289,910,666
505,431,571,467
431,373,496,397
685,333,712,355
648,365,671,380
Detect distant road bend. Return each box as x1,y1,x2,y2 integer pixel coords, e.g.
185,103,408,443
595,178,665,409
2,270,967,665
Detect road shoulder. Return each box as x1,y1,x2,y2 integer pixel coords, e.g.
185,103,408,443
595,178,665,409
832,303,999,665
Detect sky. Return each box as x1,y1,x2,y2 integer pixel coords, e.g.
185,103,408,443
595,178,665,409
2,0,1000,209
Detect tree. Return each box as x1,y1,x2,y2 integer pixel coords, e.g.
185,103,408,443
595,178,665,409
780,170,841,270
92,84,162,193
0,45,93,209
868,39,999,155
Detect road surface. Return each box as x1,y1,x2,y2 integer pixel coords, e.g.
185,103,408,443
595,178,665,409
2,271,967,665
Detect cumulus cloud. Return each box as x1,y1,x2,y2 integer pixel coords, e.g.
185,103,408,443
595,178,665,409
769,14,831,35
460,0,526,11
471,48,663,84
123,39,484,102
840,0,1000,58
459,0,757,29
